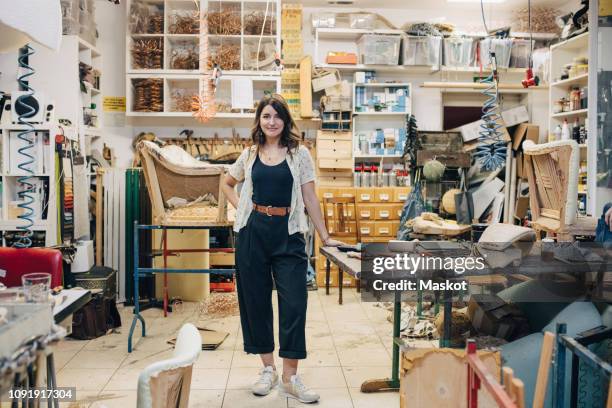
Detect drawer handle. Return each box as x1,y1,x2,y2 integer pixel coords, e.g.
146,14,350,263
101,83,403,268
380,211,389,218
360,194,371,200
360,228,370,234
379,194,390,201
360,211,371,218
379,228,390,234
398,194,408,200
323,193,333,198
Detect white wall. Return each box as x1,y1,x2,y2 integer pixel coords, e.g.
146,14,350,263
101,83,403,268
1,0,569,167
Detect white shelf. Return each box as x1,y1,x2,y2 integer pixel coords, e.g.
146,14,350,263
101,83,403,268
551,73,589,88
1,124,53,131
316,63,435,73
551,32,589,52
551,109,588,119
355,83,411,87
2,173,51,177
78,37,101,58
0,220,49,230
316,28,403,40
354,154,403,159
439,66,526,74
353,111,409,116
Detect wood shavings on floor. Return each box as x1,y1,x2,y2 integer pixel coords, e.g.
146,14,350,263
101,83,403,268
198,292,239,319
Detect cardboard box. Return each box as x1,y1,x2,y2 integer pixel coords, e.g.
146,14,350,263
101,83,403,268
501,105,529,127
459,116,511,145
512,123,539,151
326,52,358,65
467,294,530,341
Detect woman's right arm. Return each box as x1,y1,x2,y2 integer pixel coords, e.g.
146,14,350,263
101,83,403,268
221,174,240,209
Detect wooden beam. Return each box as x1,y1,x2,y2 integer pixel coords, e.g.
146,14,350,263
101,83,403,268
300,56,313,118
533,332,555,408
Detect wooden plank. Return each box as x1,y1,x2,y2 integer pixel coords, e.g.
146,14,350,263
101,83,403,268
524,156,540,221
540,209,560,220
511,378,525,408
300,56,313,118
400,348,501,408
533,332,555,408
503,367,514,396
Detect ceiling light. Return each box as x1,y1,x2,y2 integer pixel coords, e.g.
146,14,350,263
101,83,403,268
327,0,354,4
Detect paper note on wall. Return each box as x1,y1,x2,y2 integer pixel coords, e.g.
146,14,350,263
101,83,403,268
231,78,254,109
103,96,126,112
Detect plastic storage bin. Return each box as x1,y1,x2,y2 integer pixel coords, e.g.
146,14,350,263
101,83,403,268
443,37,474,67
350,13,376,29
479,38,513,68
401,35,442,66
509,39,535,68
357,34,401,65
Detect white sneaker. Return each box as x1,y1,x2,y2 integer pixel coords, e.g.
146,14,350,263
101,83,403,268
279,375,320,404
252,366,278,396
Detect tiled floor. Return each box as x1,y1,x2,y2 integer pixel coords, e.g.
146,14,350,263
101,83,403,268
53,288,406,407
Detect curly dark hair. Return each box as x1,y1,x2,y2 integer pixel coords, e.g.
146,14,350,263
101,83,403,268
250,94,301,152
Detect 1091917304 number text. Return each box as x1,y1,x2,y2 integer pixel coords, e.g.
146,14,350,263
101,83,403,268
4,387,76,402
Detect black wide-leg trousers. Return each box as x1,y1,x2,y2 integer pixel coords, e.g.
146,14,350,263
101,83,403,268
235,211,308,359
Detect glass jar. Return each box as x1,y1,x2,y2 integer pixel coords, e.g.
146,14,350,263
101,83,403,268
361,172,370,188
389,171,397,186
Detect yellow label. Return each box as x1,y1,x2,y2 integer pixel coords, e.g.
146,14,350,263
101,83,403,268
103,96,126,112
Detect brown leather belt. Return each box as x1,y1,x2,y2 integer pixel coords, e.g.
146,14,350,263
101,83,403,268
253,203,291,216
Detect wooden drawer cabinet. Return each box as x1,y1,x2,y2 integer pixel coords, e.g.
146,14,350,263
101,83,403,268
375,222,394,237
318,158,353,170
317,130,352,141
393,187,411,202
375,188,394,203
375,205,395,220
355,189,375,203
316,139,353,159
356,204,377,220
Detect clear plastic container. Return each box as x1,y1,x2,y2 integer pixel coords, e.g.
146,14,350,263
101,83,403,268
350,13,376,30
443,37,474,67
401,35,442,66
479,38,513,68
509,39,535,68
358,34,401,65
311,13,335,29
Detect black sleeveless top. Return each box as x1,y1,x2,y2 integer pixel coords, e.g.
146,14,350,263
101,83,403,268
252,154,293,207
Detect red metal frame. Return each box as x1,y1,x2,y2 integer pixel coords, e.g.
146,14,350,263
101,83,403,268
466,340,518,408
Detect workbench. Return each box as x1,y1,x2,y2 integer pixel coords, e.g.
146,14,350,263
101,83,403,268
319,242,612,393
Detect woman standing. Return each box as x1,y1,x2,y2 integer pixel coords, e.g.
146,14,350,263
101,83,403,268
221,94,342,404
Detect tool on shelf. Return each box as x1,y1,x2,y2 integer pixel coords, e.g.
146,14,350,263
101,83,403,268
14,44,37,248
